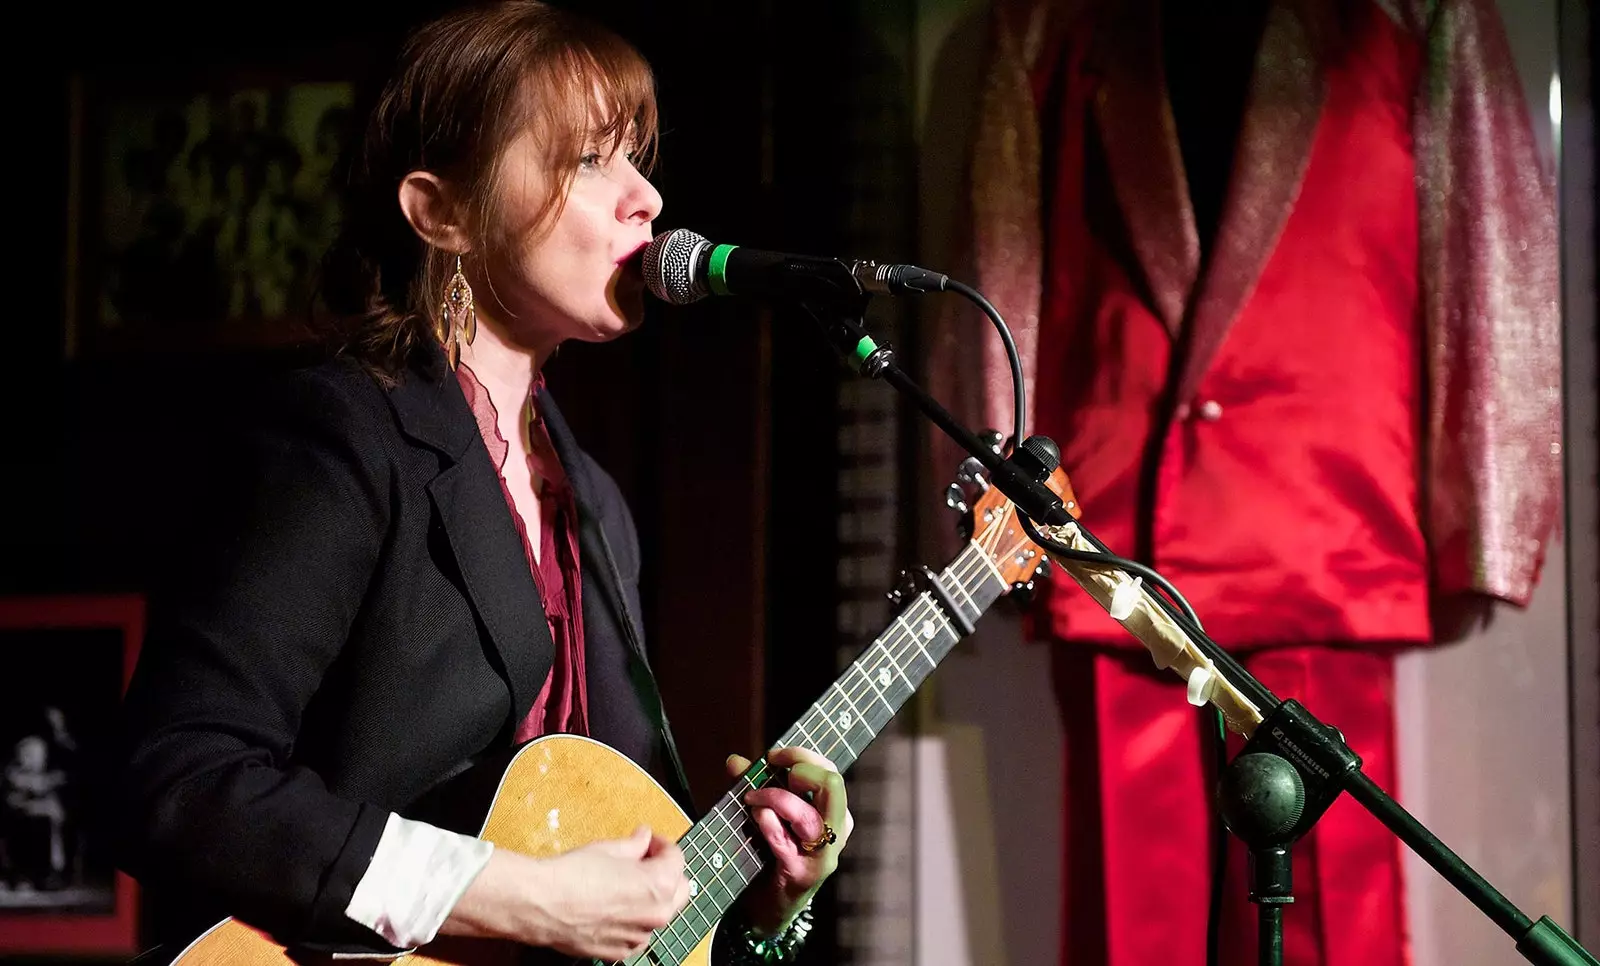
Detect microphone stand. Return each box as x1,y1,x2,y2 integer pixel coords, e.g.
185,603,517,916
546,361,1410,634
792,294,1598,966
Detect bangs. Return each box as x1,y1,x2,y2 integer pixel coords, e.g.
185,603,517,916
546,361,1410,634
469,8,660,253
526,24,659,172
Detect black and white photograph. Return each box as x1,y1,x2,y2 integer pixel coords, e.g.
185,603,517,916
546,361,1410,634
0,624,127,914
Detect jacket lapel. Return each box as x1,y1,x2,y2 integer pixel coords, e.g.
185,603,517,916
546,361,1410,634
535,391,646,661
1089,0,1199,337
1173,0,1327,405
387,348,554,736
538,390,696,809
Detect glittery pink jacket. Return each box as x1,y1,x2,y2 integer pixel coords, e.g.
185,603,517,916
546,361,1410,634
930,0,1561,646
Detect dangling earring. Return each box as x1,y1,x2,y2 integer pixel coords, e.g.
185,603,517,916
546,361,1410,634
436,254,478,370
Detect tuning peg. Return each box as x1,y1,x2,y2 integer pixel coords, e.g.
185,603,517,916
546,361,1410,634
954,457,990,493
1009,579,1037,605
944,483,969,516
885,569,918,609
979,429,1007,454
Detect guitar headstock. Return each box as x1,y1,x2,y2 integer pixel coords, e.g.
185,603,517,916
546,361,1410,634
946,438,1081,600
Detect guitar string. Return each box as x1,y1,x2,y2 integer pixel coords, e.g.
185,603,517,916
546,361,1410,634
638,513,1034,963
640,585,963,963
636,524,1031,963
630,511,1030,959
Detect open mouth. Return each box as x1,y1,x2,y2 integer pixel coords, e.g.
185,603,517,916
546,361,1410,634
620,241,649,274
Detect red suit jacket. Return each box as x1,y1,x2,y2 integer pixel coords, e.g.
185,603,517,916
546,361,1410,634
931,0,1561,648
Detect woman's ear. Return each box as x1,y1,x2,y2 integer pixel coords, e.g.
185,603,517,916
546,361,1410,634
397,171,470,253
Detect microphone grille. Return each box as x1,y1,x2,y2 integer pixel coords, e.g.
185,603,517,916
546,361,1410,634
643,228,711,305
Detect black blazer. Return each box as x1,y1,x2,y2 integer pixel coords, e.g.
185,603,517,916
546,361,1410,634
110,346,690,948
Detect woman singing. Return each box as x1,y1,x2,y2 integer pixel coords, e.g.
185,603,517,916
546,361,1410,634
110,3,850,962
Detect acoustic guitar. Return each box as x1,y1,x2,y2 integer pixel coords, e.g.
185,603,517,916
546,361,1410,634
157,463,1071,966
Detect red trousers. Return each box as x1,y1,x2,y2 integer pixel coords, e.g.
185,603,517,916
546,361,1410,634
1053,645,1409,966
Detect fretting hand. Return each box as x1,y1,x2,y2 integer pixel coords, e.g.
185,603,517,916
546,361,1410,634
724,746,854,935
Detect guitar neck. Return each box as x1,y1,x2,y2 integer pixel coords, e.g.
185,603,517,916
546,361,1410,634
645,541,1007,955
771,541,1006,771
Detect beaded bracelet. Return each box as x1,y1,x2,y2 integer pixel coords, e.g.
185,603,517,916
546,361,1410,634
725,903,815,965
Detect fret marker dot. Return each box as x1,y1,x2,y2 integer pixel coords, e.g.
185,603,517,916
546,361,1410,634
877,668,892,687
921,620,936,639
838,712,853,729
712,853,724,870
688,878,699,898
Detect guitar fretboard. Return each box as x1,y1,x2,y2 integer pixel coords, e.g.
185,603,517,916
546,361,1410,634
616,541,1007,964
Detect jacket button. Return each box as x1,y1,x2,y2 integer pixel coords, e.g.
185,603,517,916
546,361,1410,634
1197,400,1223,421
1174,401,1192,421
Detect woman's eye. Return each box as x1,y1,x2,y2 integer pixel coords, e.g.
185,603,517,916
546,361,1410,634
579,152,604,169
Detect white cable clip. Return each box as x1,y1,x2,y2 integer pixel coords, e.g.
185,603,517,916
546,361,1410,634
1186,666,1217,707
1108,575,1143,621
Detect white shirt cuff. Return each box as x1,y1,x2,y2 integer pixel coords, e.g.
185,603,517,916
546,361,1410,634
345,812,495,949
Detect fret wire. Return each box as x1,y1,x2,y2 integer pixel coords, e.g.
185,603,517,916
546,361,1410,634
953,547,996,609
894,609,940,670
705,777,768,868
701,798,761,879
872,625,917,697
848,653,892,711
694,806,756,890
667,908,698,959
649,917,687,962
673,795,758,942
857,599,938,706
937,547,998,623
787,718,816,752
845,659,896,719
961,540,1003,588
707,808,764,882
854,605,943,704
938,564,980,618
805,687,868,766
652,541,1010,962
809,701,860,769
689,806,763,920
970,537,1009,588
810,699,856,761
682,871,734,939
829,680,868,731
673,835,720,940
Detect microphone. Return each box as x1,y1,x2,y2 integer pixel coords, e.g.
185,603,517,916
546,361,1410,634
643,228,949,306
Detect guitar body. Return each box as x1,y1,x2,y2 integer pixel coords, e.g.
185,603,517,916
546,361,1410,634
165,735,711,966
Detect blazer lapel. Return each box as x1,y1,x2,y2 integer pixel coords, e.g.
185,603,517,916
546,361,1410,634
1173,0,1327,405
1089,0,1200,337
537,389,696,809
534,390,644,653
387,349,554,735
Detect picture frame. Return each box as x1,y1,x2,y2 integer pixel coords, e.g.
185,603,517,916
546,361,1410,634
63,62,362,358
0,594,144,957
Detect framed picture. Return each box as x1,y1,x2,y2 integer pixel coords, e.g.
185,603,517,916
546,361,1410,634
0,594,144,957
64,64,361,358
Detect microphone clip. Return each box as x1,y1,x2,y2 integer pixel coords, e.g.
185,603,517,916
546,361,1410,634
795,296,896,378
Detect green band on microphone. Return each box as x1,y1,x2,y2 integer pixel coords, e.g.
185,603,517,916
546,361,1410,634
854,335,879,365
709,244,737,296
